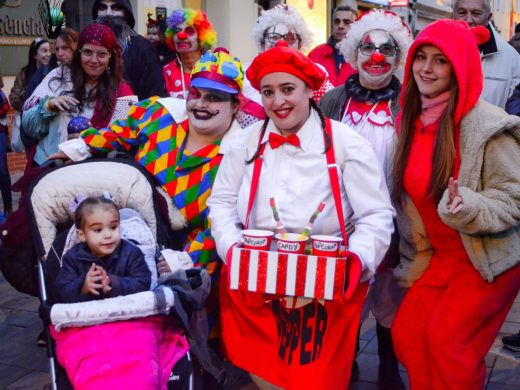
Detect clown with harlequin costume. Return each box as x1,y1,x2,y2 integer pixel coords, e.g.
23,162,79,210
52,52,245,351
208,41,394,389
319,10,411,389
162,9,217,99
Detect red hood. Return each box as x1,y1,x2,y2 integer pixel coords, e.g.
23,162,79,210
401,19,489,126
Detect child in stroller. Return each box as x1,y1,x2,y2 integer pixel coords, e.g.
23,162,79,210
54,195,151,303
29,160,210,389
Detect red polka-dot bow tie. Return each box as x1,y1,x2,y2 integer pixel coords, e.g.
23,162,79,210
268,132,301,149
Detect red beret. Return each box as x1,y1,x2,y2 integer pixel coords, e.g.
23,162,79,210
246,41,325,90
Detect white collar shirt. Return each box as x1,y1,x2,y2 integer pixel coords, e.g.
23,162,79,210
208,110,394,280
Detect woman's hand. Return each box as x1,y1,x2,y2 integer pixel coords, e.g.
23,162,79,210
447,177,464,214
46,96,79,112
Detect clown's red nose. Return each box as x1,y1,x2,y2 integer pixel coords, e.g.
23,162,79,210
371,52,385,63
177,31,188,40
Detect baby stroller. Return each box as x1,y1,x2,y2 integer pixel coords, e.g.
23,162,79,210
28,159,210,390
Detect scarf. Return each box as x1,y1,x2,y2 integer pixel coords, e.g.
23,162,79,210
419,91,450,126
344,73,400,103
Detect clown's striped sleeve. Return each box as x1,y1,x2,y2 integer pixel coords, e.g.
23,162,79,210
80,97,164,154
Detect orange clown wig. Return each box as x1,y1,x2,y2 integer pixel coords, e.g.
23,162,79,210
164,8,217,53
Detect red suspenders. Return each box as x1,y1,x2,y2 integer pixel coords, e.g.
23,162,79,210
244,118,348,246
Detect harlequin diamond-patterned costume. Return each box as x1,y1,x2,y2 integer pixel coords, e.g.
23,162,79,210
81,96,240,273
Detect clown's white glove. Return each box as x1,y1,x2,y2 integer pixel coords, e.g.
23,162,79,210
156,249,193,275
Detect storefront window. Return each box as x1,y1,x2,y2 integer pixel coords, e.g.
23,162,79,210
286,0,329,52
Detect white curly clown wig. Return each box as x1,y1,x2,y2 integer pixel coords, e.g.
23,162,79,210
340,9,412,70
252,4,313,53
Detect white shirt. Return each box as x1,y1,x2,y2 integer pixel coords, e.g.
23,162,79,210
341,97,396,189
208,110,395,280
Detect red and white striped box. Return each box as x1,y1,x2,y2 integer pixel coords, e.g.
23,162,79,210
229,246,348,301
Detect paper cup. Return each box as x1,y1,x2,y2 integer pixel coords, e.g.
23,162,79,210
311,235,343,257
242,229,275,250
275,233,308,254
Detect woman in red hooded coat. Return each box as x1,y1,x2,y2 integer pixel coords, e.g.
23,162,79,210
391,19,520,389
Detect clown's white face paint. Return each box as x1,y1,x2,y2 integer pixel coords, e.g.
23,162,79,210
186,87,238,140
174,22,200,53
356,29,398,90
262,23,301,52
97,0,125,18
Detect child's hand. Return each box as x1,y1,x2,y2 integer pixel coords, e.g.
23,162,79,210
101,273,112,295
81,263,103,296
101,276,112,294
96,265,112,294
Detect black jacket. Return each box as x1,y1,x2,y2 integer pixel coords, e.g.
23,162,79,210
92,0,165,99
54,239,151,303
123,35,166,99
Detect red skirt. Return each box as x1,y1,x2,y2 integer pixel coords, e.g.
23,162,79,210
220,264,368,389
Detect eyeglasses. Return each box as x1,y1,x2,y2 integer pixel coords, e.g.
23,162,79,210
80,48,112,60
358,43,398,57
264,32,301,45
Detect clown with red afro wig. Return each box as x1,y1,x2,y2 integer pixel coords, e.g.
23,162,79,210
164,8,217,53
162,9,218,99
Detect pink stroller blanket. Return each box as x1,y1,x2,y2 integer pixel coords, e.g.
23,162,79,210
51,315,189,389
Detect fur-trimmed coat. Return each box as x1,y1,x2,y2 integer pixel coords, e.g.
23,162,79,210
394,100,520,286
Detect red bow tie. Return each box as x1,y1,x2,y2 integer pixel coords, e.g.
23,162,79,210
268,132,301,149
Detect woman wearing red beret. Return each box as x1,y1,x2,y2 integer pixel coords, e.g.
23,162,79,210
390,20,520,389
208,42,394,389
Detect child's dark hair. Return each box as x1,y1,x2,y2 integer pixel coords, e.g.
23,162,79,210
75,196,119,229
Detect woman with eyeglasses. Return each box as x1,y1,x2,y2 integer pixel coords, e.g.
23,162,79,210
162,9,217,99
319,11,411,389
238,4,334,128
389,20,520,389
22,23,134,166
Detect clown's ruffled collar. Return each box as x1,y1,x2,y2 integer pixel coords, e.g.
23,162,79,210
344,73,400,103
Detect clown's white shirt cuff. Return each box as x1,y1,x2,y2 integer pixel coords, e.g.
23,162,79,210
58,138,91,162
